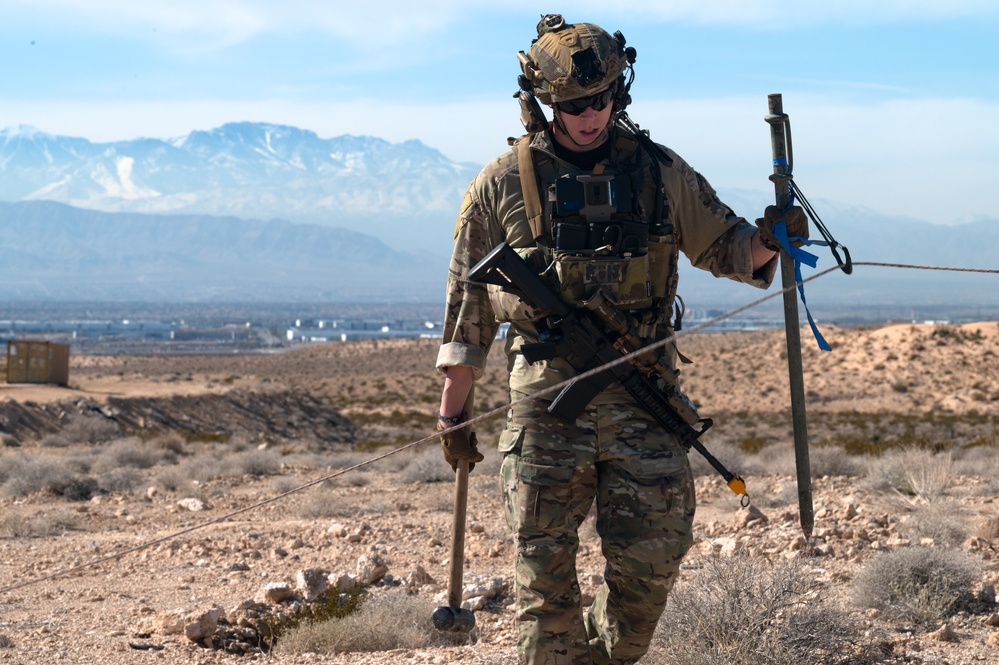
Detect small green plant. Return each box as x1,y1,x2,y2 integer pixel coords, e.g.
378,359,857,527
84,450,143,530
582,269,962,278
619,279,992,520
738,435,769,455
185,431,231,444
262,582,367,651
275,590,462,655
930,326,984,345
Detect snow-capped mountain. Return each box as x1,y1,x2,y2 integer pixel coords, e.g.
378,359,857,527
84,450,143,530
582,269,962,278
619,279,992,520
0,123,478,252
1,123,997,309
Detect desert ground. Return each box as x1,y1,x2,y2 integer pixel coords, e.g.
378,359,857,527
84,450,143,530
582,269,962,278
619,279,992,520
1,321,998,664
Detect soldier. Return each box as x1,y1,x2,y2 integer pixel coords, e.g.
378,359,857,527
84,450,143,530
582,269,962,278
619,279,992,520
436,14,808,665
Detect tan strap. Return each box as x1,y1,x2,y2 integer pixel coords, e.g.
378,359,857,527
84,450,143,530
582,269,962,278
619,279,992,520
517,136,545,242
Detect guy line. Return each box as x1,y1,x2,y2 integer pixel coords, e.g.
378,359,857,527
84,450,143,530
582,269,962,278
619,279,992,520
0,260,996,597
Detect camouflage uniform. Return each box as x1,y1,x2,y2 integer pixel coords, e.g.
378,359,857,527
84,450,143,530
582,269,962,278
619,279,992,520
437,128,776,664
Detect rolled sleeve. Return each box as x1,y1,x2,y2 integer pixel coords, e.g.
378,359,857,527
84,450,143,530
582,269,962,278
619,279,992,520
436,342,488,379
729,223,777,288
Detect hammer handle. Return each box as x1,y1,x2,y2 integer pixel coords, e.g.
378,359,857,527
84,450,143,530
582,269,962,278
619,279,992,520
447,457,470,609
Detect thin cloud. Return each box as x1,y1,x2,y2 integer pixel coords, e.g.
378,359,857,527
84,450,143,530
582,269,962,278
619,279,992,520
10,1,998,46
547,0,999,25
5,0,467,50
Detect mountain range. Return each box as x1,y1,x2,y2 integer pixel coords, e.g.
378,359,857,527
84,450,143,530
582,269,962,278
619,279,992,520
0,123,477,252
0,123,996,311
0,200,442,302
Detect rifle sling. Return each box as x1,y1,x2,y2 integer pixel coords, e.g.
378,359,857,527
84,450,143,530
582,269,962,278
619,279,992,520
517,136,545,242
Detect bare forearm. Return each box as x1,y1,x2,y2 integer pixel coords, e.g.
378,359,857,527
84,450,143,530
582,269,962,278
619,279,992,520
440,365,475,418
751,230,778,271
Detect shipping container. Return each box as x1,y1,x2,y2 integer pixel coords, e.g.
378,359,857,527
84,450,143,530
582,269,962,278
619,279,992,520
6,341,70,386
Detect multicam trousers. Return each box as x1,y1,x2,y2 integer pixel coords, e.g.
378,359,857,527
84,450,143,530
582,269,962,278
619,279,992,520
498,388,697,665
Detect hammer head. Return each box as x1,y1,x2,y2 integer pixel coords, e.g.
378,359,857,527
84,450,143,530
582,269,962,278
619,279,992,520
431,605,476,633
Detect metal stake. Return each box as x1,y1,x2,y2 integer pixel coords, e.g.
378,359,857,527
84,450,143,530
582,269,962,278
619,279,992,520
766,93,814,539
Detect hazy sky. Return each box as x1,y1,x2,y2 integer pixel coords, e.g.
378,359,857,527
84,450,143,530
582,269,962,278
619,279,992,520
2,1,997,225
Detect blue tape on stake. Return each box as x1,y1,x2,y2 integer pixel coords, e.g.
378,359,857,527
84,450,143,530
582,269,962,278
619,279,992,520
773,218,832,352
773,158,789,167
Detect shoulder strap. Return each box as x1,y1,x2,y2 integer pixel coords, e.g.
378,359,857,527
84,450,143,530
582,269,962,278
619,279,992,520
516,136,545,242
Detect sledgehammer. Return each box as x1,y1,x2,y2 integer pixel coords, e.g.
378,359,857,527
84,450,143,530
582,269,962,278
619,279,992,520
431,457,476,633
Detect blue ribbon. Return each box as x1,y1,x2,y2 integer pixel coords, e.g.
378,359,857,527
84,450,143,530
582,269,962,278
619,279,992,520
772,215,831,352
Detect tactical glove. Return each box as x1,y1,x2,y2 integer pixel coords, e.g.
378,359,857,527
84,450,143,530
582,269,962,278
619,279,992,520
437,416,485,473
755,205,809,252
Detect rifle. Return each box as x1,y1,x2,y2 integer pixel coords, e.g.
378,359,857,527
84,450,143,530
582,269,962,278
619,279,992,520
468,242,749,504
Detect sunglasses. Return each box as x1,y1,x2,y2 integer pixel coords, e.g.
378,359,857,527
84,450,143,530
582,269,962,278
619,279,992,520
554,88,616,116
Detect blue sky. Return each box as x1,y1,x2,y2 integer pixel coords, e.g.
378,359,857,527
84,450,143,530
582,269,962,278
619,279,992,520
2,1,997,225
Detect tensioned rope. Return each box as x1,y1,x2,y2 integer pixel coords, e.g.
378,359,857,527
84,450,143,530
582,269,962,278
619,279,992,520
1,260,997,597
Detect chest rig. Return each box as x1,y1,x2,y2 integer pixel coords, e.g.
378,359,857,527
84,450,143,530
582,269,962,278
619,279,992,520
511,129,681,334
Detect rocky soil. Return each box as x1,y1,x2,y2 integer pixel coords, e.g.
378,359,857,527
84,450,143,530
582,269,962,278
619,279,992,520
0,322,997,664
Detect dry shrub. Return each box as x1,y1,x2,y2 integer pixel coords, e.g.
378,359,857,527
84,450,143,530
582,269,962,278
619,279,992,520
271,475,304,495
295,484,399,519
861,449,953,500
276,592,462,655
97,467,145,494
91,436,176,474
850,546,982,625
751,481,799,510
154,465,191,493
648,555,884,665
222,448,282,477
902,449,953,501
0,506,80,538
0,454,98,501
326,451,378,471
149,431,187,455
277,451,342,469
748,444,797,477
153,455,228,496
296,485,360,519
952,444,999,489
861,453,909,494
689,441,747,480
809,446,865,477
897,500,970,547
752,444,865,480
400,448,453,484
975,516,999,541
0,454,14,486
339,472,371,488
39,414,119,447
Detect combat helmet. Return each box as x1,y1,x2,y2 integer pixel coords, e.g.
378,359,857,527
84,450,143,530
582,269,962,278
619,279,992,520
518,14,636,110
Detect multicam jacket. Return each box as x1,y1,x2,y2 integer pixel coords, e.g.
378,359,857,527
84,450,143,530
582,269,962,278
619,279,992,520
436,128,777,402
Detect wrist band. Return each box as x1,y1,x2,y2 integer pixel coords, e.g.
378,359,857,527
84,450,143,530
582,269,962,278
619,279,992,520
437,412,464,426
